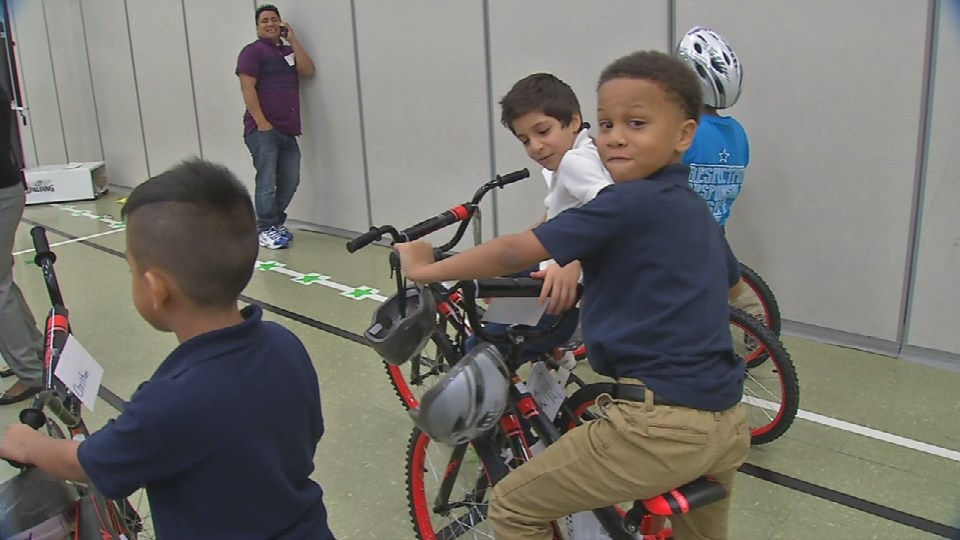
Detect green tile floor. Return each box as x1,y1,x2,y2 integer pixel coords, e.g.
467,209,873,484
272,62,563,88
1,193,959,539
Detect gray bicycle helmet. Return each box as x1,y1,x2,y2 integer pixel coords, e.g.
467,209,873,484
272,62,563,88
410,343,510,445
0,468,77,539
676,26,743,109
364,285,437,366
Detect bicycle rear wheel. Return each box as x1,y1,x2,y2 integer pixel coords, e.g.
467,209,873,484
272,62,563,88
406,428,507,539
387,330,458,410
729,308,799,445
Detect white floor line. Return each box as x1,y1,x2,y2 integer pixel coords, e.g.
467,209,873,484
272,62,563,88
12,229,124,256
743,395,960,462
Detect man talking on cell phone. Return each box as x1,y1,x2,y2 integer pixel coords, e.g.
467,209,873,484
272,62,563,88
236,4,315,251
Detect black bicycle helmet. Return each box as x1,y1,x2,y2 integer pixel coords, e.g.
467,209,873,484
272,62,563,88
364,285,437,365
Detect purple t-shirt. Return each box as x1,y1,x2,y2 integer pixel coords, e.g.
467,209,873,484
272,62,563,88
236,38,301,136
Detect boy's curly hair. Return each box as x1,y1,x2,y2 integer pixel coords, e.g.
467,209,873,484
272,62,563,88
598,51,703,120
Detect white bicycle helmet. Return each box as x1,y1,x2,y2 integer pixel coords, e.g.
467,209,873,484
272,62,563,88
676,26,743,109
364,285,437,366
410,343,510,445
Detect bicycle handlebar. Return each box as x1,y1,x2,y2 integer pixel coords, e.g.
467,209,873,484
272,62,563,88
345,168,529,254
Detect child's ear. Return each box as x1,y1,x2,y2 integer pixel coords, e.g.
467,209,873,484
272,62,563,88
676,118,698,154
143,270,172,313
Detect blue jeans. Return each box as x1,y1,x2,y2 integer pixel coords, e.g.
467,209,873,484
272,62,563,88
244,129,301,232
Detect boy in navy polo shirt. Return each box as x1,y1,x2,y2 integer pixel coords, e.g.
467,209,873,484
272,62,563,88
397,51,749,539
0,160,333,539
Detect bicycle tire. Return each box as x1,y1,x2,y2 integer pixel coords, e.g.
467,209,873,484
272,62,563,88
738,263,782,337
387,330,458,410
729,308,799,445
406,427,508,539
557,310,799,446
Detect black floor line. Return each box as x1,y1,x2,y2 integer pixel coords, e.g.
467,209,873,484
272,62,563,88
739,464,959,538
19,217,960,538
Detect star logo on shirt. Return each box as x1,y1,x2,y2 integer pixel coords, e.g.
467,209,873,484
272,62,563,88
718,149,730,163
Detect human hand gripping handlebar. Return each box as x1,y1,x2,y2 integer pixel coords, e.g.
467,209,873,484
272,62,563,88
345,168,530,253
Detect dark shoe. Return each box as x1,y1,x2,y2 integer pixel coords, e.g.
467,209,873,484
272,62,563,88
0,368,14,378
0,384,41,405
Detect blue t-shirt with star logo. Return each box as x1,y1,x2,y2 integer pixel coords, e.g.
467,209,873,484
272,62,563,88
683,114,750,227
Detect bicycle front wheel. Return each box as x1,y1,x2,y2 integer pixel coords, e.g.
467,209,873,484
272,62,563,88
407,428,508,539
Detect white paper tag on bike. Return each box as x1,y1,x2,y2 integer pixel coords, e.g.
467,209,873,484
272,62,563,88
54,335,104,412
526,362,566,421
481,297,546,326
561,512,624,540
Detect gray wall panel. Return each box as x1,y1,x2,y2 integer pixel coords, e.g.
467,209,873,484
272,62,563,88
677,0,927,341
80,0,148,187
278,0,369,233
906,0,960,354
126,0,200,175
182,0,256,190
9,0,66,166
44,0,102,163
488,0,669,236
356,0,492,244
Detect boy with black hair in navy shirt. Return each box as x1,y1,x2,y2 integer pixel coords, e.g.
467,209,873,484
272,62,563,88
397,50,749,539
0,159,334,539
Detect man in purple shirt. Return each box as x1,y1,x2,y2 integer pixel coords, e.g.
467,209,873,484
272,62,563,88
237,4,314,249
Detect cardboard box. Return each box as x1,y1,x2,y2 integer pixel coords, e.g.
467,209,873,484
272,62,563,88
24,162,108,205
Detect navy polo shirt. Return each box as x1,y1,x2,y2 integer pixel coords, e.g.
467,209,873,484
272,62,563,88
534,163,743,411
78,306,332,539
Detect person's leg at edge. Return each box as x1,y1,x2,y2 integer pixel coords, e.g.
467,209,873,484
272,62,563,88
274,132,302,230
488,388,730,539
0,184,44,402
244,130,281,232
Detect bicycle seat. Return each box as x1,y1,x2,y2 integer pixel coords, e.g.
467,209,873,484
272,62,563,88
639,476,727,516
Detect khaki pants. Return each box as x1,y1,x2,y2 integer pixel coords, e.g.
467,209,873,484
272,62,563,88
731,277,763,319
489,379,750,540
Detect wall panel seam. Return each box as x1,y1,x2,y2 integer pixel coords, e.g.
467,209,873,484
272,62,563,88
122,0,150,177
481,0,499,238
899,0,939,349
350,0,373,229
40,0,69,163
77,0,105,161
180,0,203,159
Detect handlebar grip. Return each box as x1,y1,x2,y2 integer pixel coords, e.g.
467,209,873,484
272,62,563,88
401,205,472,242
494,168,530,187
31,226,56,266
346,228,383,253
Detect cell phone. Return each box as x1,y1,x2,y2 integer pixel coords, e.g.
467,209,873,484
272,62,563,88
280,25,288,38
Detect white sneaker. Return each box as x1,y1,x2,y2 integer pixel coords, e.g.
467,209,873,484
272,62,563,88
277,225,294,242
258,227,289,249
